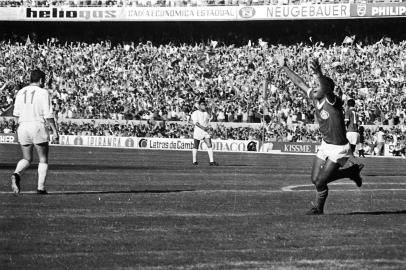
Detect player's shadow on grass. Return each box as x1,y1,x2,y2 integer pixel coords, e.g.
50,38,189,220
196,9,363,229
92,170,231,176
335,210,406,215
0,164,153,171
18,189,196,195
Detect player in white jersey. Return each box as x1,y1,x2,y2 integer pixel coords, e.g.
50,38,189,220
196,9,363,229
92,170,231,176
11,70,59,194
191,99,217,166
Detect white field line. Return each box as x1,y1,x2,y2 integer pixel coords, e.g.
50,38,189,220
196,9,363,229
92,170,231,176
282,182,406,192
1,183,406,195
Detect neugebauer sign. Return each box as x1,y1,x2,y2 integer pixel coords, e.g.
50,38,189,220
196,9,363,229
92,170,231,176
237,4,350,20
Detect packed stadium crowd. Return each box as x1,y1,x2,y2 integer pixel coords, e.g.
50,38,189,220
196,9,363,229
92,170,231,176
1,36,406,122
0,0,397,8
1,26,406,154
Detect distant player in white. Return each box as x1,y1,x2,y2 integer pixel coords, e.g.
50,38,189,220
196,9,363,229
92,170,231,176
11,70,59,194
191,99,217,165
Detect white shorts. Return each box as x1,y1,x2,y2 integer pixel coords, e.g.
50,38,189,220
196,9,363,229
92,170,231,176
17,122,50,145
346,132,360,145
193,128,211,141
316,141,352,167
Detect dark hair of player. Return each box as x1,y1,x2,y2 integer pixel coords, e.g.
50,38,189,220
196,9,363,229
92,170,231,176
199,99,207,105
30,69,46,83
319,76,335,93
347,99,355,107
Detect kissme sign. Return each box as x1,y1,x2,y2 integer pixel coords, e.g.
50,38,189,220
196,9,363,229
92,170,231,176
283,143,314,153
259,142,321,154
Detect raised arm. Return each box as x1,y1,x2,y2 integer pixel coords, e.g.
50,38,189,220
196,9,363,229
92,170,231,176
277,56,310,96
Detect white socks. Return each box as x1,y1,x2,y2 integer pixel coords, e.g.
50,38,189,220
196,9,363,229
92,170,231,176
208,148,214,162
193,148,214,163
14,159,30,175
14,160,48,191
37,163,48,190
192,149,197,163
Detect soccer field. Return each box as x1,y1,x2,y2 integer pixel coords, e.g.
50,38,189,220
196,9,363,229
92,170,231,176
0,144,405,270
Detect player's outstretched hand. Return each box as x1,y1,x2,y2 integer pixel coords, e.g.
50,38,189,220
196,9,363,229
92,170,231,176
309,58,322,75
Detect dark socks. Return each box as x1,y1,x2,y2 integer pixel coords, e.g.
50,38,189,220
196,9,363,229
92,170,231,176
316,188,329,211
327,165,357,183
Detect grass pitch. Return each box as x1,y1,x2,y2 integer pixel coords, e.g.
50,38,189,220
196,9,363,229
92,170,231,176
1,144,405,269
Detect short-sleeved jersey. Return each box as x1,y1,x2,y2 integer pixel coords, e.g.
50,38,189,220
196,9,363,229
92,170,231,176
345,107,358,132
377,131,385,143
13,85,54,124
308,88,348,145
191,110,210,132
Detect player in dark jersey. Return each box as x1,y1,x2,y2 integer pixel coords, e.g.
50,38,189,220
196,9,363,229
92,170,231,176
277,57,364,215
345,99,360,154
